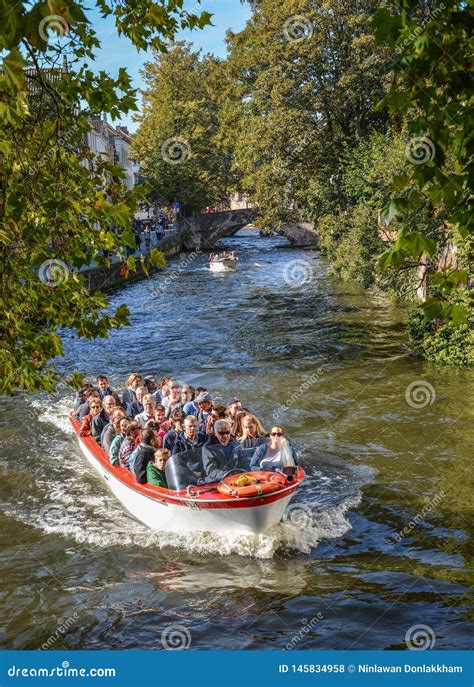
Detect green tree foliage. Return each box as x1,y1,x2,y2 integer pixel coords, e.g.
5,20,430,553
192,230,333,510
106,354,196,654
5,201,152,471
221,0,391,228
372,0,473,329
131,43,232,214
0,1,210,394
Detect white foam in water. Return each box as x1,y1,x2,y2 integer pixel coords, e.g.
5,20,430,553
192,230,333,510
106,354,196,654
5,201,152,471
10,396,366,559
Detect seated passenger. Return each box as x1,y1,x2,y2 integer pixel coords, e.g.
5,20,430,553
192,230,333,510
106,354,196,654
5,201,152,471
74,384,94,411
126,385,146,418
238,413,267,460
133,429,161,484
154,404,166,427
79,398,102,436
230,409,247,438
146,448,170,488
109,418,132,467
162,380,183,418
122,372,142,406
173,415,207,454
73,387,100,420
135,394,156,427
250,426,299,471
143,375,159,398
226,396,242,420
118,423,140,470
163,409,185,451
180,384,195,410
183,385,203,415
193,392,213,433
204,404,228,436
201,419,249,483
91,395,117,444
157,375,171,404
96,374,122,405
101,408,127,454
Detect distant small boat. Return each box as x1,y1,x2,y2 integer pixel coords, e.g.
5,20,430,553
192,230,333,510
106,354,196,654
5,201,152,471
209,252,238,272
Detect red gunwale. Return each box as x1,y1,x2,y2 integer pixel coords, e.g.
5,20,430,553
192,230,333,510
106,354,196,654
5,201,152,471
70,418,305,510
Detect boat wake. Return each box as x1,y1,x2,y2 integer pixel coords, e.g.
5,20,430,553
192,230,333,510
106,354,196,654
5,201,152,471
1,396,375,559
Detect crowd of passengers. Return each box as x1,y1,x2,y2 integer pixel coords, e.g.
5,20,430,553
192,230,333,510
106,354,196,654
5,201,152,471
70,373,298,491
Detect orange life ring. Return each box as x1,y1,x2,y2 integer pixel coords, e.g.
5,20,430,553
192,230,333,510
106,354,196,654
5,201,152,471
217,471,288,498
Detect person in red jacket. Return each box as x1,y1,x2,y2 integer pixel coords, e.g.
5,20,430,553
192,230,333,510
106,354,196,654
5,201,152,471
79,399,102,436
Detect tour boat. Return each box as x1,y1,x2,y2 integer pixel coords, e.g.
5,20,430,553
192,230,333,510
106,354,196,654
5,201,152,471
209,252,238,272
70,418,305,534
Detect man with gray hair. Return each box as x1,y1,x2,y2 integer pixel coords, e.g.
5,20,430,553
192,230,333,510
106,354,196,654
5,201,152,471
201,419,249,483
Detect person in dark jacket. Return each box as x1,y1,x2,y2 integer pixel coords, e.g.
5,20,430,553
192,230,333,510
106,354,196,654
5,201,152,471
133,429,161,484
96,374,122,405
202,420,249,483
122,372,142,406
173,416,207,454
146,448,170,487
162,409,185,451
126,385,146,418
91,395,117,444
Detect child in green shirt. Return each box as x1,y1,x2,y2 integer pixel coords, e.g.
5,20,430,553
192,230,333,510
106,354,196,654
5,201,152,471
146,448,170,488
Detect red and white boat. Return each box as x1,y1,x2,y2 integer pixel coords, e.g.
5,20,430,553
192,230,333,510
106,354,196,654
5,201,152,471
70,419,305,534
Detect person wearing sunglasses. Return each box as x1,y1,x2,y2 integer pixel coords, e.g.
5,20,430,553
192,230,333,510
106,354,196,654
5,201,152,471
91,395,118,444
79,398,103,437
201,419,249,483
250,426,299,471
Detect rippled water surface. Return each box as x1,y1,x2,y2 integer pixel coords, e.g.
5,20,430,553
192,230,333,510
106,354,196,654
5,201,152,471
1,230,472,650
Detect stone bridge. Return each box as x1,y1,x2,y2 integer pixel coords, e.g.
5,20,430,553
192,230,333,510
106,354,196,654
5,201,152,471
180,209,318,250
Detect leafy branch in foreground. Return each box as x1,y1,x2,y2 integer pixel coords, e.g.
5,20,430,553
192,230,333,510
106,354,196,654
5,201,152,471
0,0,211,394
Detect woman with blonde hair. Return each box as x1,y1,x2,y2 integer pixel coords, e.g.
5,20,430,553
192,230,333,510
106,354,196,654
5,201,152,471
122,372,142,406
238,413,267,461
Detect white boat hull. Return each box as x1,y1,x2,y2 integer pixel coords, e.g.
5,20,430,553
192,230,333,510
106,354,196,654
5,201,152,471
209,258,238,272
77,437,297,534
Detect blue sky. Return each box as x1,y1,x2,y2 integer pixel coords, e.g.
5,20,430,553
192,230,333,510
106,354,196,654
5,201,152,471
91,0,252,131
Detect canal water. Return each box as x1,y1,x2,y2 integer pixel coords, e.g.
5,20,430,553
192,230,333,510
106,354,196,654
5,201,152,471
0,230,472,650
